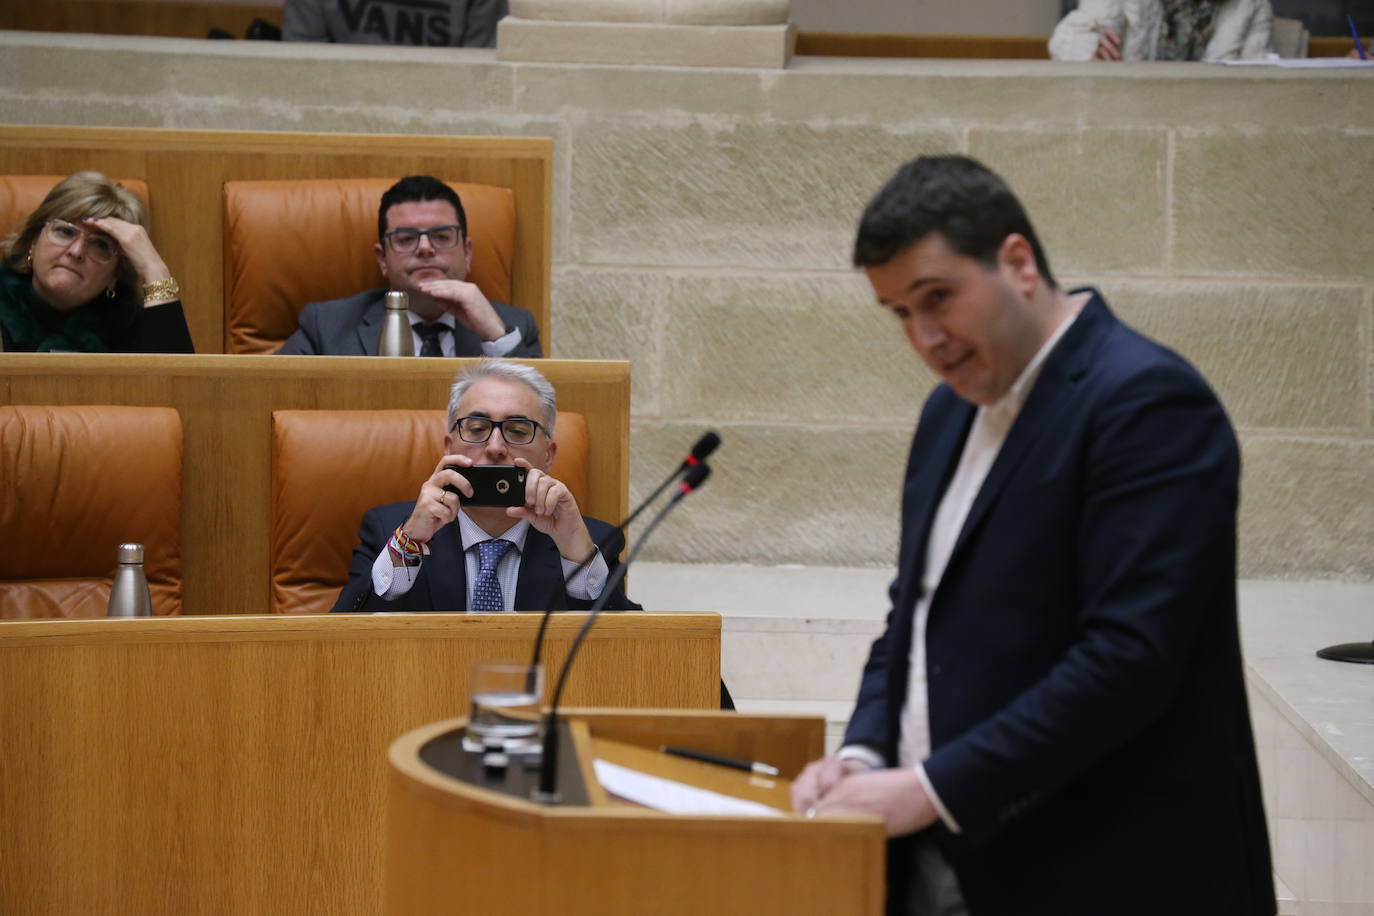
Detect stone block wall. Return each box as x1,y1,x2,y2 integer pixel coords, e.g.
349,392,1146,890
1,33,1368,580
788,0,1062,35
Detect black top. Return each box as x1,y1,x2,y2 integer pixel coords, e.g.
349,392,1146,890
0,265,195,353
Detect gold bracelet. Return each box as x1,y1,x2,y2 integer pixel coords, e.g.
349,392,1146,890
141,277,180,304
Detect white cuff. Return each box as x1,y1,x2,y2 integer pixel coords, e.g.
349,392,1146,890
371,545,421,600
560,549,608,600
915,762,962,835
480,326,521,357
836,745,886,770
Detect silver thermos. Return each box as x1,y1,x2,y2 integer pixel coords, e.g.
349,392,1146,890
107,543,153,618
378,290,415,356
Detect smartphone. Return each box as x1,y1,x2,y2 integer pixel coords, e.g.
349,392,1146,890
443,464,527,507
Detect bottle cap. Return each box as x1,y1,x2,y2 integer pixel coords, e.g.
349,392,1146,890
116,543,145,564
384,290,408,311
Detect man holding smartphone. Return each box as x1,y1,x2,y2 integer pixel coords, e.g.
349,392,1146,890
332,358,637,613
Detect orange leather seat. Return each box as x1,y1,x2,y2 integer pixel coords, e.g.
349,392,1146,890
223,178,516,354
269,409,588,614
0,405,183,618
0,174,150,241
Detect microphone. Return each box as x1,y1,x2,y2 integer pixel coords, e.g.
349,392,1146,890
525,431,721,680
660,430,719,498
531,462,712,802
688,431,721,462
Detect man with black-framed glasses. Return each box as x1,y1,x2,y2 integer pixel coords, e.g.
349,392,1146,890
278,175,542,358
333,359,636,614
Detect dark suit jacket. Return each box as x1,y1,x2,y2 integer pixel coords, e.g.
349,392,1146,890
277,288,542,357
845,292,1273,916
331,501,638,612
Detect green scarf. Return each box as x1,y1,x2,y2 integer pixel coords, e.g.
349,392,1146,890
0,264,139,353
1156,0,1218,61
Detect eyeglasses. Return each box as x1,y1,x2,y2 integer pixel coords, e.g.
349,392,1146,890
450,415,549,446
44,219,118,264
383,224,464,254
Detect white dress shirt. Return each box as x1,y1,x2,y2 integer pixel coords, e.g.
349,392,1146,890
407,309,521,358
841,309,1080,833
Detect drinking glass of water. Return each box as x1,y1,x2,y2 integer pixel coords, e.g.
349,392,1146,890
464,661,544,752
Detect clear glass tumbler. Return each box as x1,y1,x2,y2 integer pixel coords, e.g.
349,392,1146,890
464,661,544,751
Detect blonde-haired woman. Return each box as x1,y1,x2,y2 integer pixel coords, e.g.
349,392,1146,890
1,171,193,352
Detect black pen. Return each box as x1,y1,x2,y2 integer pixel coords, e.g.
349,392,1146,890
659,745,780,776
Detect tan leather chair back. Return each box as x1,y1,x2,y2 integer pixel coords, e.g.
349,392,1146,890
270,409,588,614
223,178,516,354
0,405,183,618
0,175,151,243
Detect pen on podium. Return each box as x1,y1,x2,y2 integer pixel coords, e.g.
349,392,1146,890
660,745,780,777
1349,14,1368,60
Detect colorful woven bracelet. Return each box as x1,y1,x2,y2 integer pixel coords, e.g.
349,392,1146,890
390,526,427,567
392,526,424,556
386,539,416,568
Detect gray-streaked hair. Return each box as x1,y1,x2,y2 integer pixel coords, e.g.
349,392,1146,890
2,171,150,293
447,359,557,436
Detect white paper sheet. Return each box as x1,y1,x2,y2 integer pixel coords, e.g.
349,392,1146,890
593,759,785,817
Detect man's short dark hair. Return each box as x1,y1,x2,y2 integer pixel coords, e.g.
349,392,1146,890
377,175,468,240
853,155,1056,288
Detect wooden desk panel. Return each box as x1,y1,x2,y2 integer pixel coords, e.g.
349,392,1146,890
0,2,282,39
0,613,719,916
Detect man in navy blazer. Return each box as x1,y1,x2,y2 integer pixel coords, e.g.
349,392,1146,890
333,503,633,613
333,358,635,614
792,157,1273,916
279,175,542,359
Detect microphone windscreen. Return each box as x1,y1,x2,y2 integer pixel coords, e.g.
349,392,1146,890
681,462,711,492
689,431,722,463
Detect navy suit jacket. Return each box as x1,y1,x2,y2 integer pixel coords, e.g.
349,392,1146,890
331,501,638,613
277,288,542,358
846,292,1273,916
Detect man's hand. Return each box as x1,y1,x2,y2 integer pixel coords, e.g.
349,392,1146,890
791,755,873,813
402,455,469,545
507,458,594,563
415,278,508,341
1093,27,1123,61
813,768,940,838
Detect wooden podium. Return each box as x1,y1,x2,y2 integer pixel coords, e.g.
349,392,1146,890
386,710,886,915
0,613,719,916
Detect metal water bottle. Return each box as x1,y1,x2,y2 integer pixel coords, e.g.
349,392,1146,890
107,543,153,618
378,290,415,356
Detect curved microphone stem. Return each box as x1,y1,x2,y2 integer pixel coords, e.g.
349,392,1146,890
533,466,710,802
525,519,634,688
525,432,720,688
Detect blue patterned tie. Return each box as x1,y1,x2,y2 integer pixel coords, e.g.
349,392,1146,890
471,539,514,612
